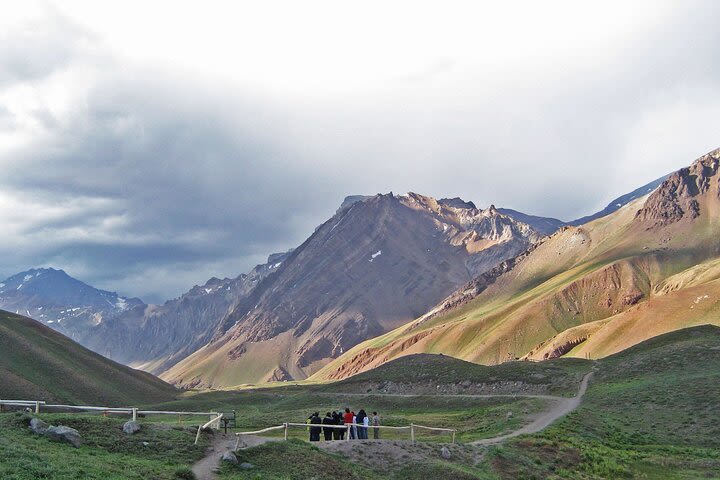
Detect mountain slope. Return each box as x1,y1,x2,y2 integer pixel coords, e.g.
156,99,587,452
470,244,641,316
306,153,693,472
567,174,669,226
162,192,543,387
0,310,176,405
314,148,720,380
83,250,293,373
0,268,143,342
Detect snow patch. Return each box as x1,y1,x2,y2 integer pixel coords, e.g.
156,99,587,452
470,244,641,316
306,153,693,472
369,250,382,262
23,274,33,282
694,294,710,304
204,288,213,294
0,283,4,288
47,320,54,324
115,297,128,310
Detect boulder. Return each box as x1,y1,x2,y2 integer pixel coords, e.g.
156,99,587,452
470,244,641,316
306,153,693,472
506,411,514,419
123,420,141,435
45,425,82,448
240,462,254,470
440,446,452,459
221,451,238,464
29,418,48,435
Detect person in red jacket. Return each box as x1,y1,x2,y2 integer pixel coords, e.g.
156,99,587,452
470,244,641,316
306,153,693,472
343,407,355,439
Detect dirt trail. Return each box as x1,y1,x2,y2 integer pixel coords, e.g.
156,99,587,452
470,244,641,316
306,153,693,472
191,372,593,478
471,372,593,445
191,433,280,480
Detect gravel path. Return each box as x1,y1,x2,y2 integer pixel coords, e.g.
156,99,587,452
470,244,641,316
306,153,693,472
471,372,593,445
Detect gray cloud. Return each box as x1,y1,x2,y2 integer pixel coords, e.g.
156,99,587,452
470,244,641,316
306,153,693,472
1,2,719,302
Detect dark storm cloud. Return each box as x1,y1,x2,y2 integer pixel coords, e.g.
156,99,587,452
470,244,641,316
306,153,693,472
1,1,719,301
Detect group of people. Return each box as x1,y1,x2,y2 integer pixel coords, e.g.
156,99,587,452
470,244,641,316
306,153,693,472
307,408,380,441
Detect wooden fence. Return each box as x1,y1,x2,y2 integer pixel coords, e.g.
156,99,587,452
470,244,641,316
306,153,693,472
0,399,222,441
235,422,456,449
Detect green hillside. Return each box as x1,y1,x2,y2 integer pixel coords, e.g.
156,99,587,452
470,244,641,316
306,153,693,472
0,310,177,405
493,324,720,478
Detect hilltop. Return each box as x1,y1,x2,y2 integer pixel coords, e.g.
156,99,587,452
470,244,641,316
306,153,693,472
0,310,176,405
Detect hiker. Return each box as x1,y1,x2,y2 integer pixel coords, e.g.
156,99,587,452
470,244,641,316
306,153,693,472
351,411,358,439
343,408,355,439
372,412,380,439
356,409,368,439
332,411,343,440
309,412,322,442
322,412,334,441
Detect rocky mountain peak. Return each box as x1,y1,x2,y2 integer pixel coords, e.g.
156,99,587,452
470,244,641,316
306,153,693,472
635,148,720,227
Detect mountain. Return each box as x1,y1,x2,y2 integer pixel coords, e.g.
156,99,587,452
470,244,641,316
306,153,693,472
82,250,293,373
313,148,720,380
0,310,176,405
496,208,566,235
0,268,143,342
567,174,669,226
161,192,544,387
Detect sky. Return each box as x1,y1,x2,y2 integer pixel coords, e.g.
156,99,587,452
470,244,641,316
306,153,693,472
1,0,719,303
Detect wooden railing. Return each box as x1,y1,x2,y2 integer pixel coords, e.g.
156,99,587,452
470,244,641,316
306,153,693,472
235,421,456,449
0,399,222,440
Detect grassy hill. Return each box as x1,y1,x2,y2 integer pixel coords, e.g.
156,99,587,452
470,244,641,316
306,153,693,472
493,325,720,478
0,310,177,405
1,326,717,478
314,148,720,381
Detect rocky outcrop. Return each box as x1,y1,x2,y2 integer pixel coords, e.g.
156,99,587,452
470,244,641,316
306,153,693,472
45,425,82,448
29,418,48,435
122,420,141,435
635,148,720,227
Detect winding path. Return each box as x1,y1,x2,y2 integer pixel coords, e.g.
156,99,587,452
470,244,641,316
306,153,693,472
190,372,593,478
471,372,593,445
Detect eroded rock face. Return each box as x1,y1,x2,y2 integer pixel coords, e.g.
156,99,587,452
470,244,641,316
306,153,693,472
635,149,720,227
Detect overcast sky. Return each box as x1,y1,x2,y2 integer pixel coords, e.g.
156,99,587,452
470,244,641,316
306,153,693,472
1,0,719,303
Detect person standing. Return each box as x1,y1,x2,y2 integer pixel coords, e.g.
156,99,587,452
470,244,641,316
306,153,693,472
372,412,380,439
331,411,342,440
343,408,355,439
351,411,358,439
356,409,367,439
322,412,334,441
309,412,322,442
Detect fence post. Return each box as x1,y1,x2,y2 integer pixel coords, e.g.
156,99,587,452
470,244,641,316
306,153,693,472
452,430,456,444
410,424,415,443
35,401,40,414
132,408,138,422
346,424,350,441
284,423,288,440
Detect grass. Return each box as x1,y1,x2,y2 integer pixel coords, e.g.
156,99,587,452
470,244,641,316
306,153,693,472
144,388,551,443
219,439,495,479
0,310,177,405
489,325,720,479
0,412,208,480
2,325,718,479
